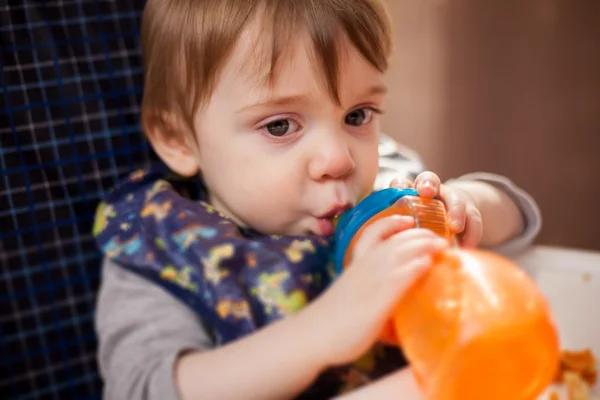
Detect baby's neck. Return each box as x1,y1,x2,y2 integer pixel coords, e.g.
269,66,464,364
205,190,249,229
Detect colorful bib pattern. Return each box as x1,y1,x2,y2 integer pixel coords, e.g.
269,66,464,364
93,165,406,397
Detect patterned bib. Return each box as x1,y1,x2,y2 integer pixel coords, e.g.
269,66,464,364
93,165,406,398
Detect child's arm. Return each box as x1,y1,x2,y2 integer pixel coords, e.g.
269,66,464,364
175,223,448,400
97,219,448,400
174,304,326,399
376,135,541,252
445,180,523,246
445,173,541,251
97,260,326,400
95,259,214,400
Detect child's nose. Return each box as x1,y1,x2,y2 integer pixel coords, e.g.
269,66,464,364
308,135,355,180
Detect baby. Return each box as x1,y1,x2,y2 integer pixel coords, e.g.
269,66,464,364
93,1,541,399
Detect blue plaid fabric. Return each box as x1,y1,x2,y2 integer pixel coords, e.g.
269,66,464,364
0,1,153,398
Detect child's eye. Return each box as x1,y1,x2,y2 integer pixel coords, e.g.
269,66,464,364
345,107,383,127
262,118,300,137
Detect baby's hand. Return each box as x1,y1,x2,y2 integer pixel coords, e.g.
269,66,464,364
303,216,448,368
390,171,483,248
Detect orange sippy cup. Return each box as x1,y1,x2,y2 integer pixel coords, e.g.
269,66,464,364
333,188,560,400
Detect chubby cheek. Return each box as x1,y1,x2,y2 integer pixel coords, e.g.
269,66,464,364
240,158,297,196
235,193,297,235
353,139,380,196
230,164,301,226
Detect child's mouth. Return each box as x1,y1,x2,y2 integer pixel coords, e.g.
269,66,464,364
322,204,352,218
316,205,352,235
331,214,341,226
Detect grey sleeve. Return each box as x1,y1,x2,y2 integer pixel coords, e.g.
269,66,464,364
95,259,215,400
450,172,542,255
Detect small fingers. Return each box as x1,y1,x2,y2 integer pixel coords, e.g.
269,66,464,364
353,215,415,259
439,185,467,233
459,204,483,248
414,171,441,198
389,254,433,290
385,230,449,262
390,178,414,189
371,251,434,309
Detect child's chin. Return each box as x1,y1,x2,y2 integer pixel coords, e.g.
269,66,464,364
273,224,318,237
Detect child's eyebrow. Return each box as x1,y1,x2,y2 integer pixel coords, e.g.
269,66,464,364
236,84,387,114
362,84,388,97
236,94,311,114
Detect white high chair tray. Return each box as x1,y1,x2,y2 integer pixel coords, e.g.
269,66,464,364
513,246,600,399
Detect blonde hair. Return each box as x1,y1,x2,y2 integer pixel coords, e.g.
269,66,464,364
140,0,393,133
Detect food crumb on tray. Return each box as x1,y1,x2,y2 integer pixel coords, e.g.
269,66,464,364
549,349,597,400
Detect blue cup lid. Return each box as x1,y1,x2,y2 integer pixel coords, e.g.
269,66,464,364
333,187,419,275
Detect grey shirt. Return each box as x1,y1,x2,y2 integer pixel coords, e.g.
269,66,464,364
95,138,542,400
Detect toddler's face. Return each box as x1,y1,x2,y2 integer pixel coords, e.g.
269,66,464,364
193,29,386,236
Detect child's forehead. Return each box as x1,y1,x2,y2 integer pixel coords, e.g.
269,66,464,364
218,23,385,107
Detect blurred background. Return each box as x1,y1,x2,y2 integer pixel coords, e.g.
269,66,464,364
1,1,599,399
383,0,600,251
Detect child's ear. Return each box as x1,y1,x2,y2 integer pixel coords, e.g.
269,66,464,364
143,110,199,177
